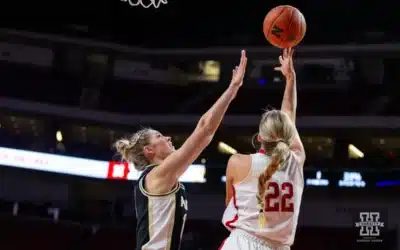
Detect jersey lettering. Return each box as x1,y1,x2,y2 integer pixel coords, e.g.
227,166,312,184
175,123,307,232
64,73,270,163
222,153,303,245
264,181,294,212
136,166,187,250
179,195,188,240
181,196,188,210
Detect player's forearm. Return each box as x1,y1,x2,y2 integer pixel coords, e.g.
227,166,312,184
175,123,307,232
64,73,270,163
281,73,297,123
198,85,239,134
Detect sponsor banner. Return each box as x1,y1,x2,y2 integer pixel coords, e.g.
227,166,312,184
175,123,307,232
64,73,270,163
0,147,206,183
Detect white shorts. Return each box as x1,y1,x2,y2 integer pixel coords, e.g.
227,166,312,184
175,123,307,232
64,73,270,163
218,229,290,250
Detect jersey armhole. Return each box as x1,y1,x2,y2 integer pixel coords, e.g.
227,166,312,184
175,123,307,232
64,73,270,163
233,154,254,186
290,151,305,180
139,174,180,198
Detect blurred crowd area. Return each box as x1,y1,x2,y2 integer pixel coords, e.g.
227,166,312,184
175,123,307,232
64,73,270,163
1,58,399,116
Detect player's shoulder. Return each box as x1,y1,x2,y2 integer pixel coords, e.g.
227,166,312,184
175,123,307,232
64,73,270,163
226,154,252,183
228,153,251,166
227,153,252,173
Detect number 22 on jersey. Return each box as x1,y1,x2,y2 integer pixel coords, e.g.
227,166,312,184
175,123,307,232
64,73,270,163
264,181,294,212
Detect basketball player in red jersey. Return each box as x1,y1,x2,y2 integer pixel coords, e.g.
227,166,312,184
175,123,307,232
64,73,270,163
220,48,305,250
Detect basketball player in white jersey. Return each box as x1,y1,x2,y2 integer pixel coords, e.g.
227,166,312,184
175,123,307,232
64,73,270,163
114,50,247,250
220,48,305,250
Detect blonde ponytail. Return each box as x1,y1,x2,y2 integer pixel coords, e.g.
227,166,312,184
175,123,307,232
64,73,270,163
256,141,290,228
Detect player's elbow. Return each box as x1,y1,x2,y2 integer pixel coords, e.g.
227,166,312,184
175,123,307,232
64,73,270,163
198,116,216,137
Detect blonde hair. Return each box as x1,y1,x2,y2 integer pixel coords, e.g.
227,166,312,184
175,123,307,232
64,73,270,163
256,110,296,227
113,128,153,171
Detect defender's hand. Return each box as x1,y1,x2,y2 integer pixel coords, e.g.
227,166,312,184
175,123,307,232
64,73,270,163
230,50,247,88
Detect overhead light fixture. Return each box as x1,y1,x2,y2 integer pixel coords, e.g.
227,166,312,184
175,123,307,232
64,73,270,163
218,142,237,155
56,130,63,142
348,144,364,159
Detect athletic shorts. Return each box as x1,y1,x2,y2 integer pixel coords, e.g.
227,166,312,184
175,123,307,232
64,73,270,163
218,229,290,250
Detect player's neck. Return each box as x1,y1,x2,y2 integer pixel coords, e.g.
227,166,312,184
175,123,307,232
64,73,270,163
258,148,272,156
150,157,164,166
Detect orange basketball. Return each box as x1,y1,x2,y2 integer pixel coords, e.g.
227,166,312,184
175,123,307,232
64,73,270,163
263,5,306,49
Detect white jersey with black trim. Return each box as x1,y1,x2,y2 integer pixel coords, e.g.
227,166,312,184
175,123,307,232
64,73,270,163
135,164,188,250
222,152,304,246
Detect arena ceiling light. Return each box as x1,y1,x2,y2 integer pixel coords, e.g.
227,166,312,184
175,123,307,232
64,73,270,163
56,130,63,142
218,142,237,155
348,144,364,159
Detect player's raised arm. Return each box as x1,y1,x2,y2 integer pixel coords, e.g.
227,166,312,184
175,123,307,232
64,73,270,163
274,48,305,162
153,50,248,182
274,48,297,122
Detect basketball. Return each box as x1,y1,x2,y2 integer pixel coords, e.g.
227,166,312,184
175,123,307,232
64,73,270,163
263,5,306,49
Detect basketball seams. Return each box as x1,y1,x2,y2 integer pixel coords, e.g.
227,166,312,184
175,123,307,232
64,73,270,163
264,5,306,48
266,7,287,43
282,7,295,48
292,10,306,46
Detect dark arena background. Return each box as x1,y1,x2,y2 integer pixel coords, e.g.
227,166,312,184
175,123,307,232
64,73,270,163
1,0,400,249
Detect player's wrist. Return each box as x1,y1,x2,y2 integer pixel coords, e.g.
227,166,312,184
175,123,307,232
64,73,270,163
227,84,240,99
285,72,296,81
228,83,241,90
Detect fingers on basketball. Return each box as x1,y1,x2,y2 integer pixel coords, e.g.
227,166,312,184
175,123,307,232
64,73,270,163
289,48,294,57
283,49,288,58
287,48,293,57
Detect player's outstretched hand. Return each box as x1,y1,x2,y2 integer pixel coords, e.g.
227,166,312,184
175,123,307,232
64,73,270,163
230,50,247,88
274,48,295,78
